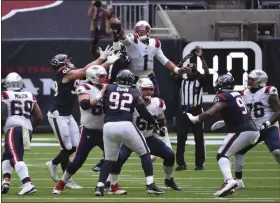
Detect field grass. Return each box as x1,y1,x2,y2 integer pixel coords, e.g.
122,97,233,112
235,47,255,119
1,133,280,202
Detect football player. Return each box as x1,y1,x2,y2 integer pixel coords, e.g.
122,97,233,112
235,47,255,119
44,47,120,188
105,78,180,193
186,74,260,197
1,72,43,195
110,19,190,96
52,65,110,194
93,70,164,196
211,70,280,189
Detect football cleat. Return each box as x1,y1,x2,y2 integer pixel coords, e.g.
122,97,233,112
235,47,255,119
45,161,59,182
104,181,111,192
108,183,127,195
18,183,37,196
95,182,104,196
235,179,245,189
164,177,181,191
65,179,83,189
214,179,237,197
1,179,10,194
146,182,164,195
92,158,105,172
52,180,65,194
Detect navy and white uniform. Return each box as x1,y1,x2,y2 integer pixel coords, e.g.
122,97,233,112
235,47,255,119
47,66,79,150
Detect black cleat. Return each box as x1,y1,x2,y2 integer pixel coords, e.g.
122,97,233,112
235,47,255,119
104,181,111,192
164,177,181,191
195,166,204,170
175,164,187,171
146,182,164,195
95,185,104,196
1,182,10,194
92,158,105,172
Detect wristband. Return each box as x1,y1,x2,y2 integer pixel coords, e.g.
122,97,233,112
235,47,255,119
265,121,271,127
174,67,180,74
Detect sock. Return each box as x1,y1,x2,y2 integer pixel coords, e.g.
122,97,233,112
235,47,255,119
163,165,173,180
146,176,154,185
61,170,72,183
99,161,112,183
106,174,112,182
110,173,119,185
218,157,233,182
234,154,244,179
140,154,153,177
52,150,64,165
2,160,13,180
14,161,31,184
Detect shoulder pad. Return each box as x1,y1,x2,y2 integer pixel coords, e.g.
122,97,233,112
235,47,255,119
1,91,9,100
76,84,91,95
153,97,166,110
58,66,71,76
214,93,227,103
240,88,248,96
154,38,161,48
264,86,278,95
127,33,138,44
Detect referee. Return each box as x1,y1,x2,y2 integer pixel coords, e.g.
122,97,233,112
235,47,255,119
172,46,209,171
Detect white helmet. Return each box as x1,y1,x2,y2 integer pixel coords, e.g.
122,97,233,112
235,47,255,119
4,72,23,91
86,65,108,85
136,78,154,99
134,20,151,41
247,70,268,89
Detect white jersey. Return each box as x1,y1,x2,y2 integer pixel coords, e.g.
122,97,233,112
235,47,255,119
76,83,104,130
2,90,37,133
121,33,169,78
133,97,166,137
242,86,279,127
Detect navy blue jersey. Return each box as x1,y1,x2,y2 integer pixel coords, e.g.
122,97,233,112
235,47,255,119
49,66,76,116
103,84,140,123
214,91,257,133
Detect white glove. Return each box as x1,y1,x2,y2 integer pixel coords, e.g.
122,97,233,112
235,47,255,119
106,51,121,64
99,45,114,60
258,121,271,130
185,113,200,124
211,120,225,131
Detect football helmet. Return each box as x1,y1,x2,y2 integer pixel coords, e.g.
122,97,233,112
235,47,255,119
136,78,154,100
86,65,108,85
4,72,23,91
247,70,268,89
116,70,135,86
134,20,151,41
50,54,74,70
214,74,235,93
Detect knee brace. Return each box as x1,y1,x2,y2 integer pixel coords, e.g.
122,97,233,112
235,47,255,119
272,149,280,164
216,153,228,161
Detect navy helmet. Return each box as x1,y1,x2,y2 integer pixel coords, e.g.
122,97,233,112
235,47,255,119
214,74,235,93
50,54,74,70
116,69,135,86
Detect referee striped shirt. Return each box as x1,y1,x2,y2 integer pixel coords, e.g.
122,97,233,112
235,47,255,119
180,78,203,106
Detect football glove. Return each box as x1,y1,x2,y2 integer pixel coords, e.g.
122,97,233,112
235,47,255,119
258,121,271,130
211,120,225,131
184,112,200,124
159,126,167,137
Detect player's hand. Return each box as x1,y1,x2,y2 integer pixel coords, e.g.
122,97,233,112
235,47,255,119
106,51,121,64
258,121,271,130
178,67,191,74
99,45,114,60
184,112,200,124
211,120,225,131
100,84,108,95
159,126,167,137
195,46,203,57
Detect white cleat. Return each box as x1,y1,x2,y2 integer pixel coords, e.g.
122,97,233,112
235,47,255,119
65,179,83,189
52,188,63,195
236,179,245,189
1,179,10,194
45,161,59,182
18,183,37,196
214,179,238,197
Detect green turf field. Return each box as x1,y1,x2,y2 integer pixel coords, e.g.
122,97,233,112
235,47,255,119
1,133,280,202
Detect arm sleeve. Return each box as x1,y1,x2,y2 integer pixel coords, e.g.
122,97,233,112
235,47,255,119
155,46,169,66
136,103,157,125
121,33,136,46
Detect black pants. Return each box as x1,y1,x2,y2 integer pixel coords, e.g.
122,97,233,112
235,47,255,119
176,106,205,167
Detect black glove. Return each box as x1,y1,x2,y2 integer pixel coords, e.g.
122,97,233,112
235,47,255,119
94,0,102,8
159,127,167,137
113,31,120,42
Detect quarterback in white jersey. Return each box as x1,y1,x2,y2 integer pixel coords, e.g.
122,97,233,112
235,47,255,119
232,70,280,189
105,78,181,191
53,65,109,194
1,72,43,195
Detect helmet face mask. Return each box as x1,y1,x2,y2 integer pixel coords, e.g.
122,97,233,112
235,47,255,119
134,21,151,41
214,74,235,93
116,70,135,86
136,78,154,100
4,72,23,91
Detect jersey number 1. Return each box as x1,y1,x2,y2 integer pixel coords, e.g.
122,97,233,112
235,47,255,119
143,54,148,71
